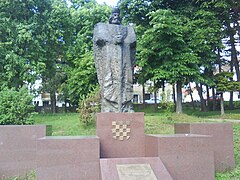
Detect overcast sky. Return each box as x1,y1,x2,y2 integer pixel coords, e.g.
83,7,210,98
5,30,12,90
96,0,118,7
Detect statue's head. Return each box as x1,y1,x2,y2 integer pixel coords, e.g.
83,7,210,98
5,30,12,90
112,7,120,14
109,6,121,25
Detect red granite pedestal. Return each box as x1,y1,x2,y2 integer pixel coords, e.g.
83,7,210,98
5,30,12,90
96,112,145,158
96,113,222,180
145,134,215,180
0,125,48,178
100,157,173,180
0,113,235,180
36,136,100,180
174,123,235,172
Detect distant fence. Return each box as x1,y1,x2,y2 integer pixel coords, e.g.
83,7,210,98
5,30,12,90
35,106,78,113
34,101,240,114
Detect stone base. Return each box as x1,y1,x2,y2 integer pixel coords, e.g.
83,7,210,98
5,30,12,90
175,123,235,172
100,157,173,180
0,115,236,180
96,112,145,158
36,136,100,180
145,134,215,180
0,125,48,178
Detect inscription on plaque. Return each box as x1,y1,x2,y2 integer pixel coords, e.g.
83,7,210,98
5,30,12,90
112,121,131,141
116,164,157,180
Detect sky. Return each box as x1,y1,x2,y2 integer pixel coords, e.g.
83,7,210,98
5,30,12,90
96,0,118,7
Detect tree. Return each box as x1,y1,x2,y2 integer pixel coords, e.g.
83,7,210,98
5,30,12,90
120,0,228,113
0,0,72,113
39,0,74,113
187,9,223,111
198,0,240,110
66,1,111,105
139,10,201,113
214,72,240,115
0,0,52,90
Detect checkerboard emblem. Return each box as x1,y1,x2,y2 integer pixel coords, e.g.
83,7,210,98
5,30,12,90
112,121,131,141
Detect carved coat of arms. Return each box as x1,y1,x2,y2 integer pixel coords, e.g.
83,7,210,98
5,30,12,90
112,121,131,141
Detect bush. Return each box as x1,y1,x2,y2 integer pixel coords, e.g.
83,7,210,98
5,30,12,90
158,91,175,120
78,87,101,125
0,87,34,125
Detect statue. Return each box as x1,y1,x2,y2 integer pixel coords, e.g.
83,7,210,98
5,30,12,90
93,7,136,112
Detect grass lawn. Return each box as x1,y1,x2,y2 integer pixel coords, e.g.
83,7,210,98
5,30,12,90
33,109,240,179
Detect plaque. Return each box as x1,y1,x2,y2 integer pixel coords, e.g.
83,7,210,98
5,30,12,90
116,164,157,180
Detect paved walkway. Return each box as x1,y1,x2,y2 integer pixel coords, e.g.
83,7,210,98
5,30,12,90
207,119,240,123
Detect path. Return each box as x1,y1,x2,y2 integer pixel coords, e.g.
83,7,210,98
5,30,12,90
207,118,240,123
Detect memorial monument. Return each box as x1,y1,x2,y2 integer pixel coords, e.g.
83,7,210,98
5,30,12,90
93,7,136,112
0,6,235,180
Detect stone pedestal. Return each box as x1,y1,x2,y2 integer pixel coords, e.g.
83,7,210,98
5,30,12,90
96,112,145,158
100,157,173,180
36,136,100,180
145,134,215,180
174,123,235,172
0,125,48,178
0,115,236,180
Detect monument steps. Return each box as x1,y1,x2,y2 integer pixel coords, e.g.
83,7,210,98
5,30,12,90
100,157,173,180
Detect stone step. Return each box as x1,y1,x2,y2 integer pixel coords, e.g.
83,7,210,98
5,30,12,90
100,157,173,180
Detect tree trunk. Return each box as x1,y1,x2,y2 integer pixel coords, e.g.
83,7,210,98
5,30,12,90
50,90,57,113
172,84,176,111
189,89,195,110
162,81,165,92
196,83,206,112
64,97,67,113
142,83,145,108
220,93,225,116
212,88,216,111
229,59,234,109
162,81,165,101
176,81,182,114
154,89,158,111
228,22,240,83
206,85,210,111
229,48,234,110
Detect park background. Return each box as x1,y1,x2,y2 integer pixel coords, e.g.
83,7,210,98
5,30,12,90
0,0,240,179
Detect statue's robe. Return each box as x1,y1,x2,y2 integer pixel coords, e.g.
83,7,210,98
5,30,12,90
93,23,136,112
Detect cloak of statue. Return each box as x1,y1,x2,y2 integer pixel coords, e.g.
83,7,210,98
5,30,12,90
93,9,136,112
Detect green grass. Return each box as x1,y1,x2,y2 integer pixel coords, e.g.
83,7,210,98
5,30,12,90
33,109,240,179
34,113,95,136
2,171,36,180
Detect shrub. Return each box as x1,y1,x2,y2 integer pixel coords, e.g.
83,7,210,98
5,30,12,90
78,87,101,125
0,87,34,125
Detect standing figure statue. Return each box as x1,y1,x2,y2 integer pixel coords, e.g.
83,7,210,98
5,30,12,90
93,7,136,112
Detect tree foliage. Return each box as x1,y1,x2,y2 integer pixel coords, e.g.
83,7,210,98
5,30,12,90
0,0,239,114
0,0,52,89
214,72,240,93
120,0,239,113
66,1,111,105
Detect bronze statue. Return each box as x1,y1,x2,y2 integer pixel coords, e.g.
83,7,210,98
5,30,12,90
93,7,136,112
